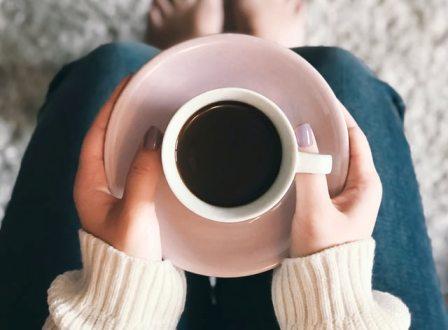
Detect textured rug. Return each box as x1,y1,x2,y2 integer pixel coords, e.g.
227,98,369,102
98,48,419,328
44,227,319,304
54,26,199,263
0,0,447,292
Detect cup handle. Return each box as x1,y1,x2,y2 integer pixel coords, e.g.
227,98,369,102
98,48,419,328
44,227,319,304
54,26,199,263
295,151,333,174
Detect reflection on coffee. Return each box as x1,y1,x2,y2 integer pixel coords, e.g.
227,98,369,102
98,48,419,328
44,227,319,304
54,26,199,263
176,101,282,207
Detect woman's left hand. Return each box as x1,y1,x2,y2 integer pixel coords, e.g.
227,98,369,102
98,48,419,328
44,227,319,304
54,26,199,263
74,77,164,261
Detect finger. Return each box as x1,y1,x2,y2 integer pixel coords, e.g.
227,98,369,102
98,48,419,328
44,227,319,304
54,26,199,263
332,125,382,215
339,106,377,183
123,126,163,207
173,0,191,8
294,123,331,212
294,0,304,13
344,126,378,187
75,77,131,196
340,104,357,128
77,77,131,178
154,0,173,16
148,6,163,28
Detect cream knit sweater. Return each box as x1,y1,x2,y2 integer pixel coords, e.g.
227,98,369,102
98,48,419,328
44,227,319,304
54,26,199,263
44,231,410,329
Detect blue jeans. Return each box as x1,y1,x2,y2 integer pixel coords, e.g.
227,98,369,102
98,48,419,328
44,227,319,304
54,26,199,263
0,42,446,329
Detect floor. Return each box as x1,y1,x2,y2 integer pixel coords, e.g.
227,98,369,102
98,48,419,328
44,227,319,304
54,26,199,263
0,0,447,293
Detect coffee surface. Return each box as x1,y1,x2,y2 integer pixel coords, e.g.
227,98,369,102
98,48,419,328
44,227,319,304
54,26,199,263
176,101,282,207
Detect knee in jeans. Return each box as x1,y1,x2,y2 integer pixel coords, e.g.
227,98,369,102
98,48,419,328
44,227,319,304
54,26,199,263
317,46,372,77
87,41,157,65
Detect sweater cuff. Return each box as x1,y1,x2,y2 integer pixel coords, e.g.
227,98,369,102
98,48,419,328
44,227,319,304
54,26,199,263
47,230,186,329
272,239,376,327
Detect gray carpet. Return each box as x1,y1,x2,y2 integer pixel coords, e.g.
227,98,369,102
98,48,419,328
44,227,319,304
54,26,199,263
0,0,447,293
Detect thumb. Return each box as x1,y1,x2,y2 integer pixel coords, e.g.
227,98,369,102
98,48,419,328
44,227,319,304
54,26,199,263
123,126,163,206
294,123,330,212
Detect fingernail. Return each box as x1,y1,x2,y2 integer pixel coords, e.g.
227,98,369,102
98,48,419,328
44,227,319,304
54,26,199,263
144,126,163,150
295,123,314,147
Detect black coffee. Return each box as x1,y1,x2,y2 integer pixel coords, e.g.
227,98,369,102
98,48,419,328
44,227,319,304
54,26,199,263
176,101,282,207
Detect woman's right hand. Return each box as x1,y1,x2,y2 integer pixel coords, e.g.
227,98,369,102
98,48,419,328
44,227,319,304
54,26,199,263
74,78,164,261
290,110,382,257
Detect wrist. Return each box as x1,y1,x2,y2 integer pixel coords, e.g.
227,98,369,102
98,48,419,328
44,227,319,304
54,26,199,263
48,230,186,328
273,239,376,327
289,238,363,258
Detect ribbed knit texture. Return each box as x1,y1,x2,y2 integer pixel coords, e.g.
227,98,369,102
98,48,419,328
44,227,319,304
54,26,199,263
44,233,410,329
272,239,411,329
44,230,186,329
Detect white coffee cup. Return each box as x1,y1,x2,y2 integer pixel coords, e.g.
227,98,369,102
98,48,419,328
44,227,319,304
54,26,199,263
162,88,332,223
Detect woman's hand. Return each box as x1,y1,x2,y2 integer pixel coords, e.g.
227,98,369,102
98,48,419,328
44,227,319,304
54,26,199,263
291,111,382,257
74,78,164,261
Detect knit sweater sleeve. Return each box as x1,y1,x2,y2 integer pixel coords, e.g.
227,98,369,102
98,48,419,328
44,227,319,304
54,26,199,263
43,230,186,329
271,239,411,329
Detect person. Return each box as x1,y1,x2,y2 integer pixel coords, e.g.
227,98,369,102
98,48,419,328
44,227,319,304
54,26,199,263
0,0,446,329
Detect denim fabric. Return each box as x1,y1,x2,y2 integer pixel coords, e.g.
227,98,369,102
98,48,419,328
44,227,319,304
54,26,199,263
0,42,445,329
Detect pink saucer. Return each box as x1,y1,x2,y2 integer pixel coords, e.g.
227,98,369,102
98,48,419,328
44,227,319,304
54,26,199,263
105,34,349,277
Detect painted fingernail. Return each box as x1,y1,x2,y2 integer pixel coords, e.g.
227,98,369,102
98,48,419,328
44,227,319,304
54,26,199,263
144,126,163,150
295,123,314,147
